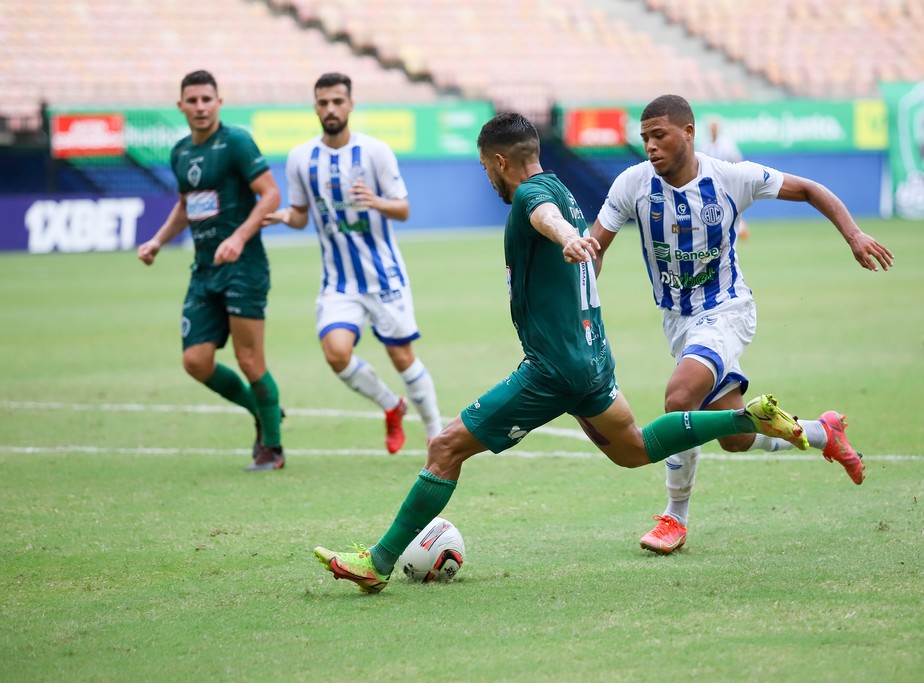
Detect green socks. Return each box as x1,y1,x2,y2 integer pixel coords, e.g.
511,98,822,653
250,371,282,447
204,363,258,416
642,410,754,463
204,365,282,447
371,469,457,575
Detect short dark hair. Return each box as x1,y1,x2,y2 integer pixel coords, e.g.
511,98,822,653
641,94,695,127
315,72,352,97
477,112,540,160
180,70,218,93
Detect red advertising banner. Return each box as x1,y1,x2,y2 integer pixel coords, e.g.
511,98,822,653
563,108,628,147
51,113,126,159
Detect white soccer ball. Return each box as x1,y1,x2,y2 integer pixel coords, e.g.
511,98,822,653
397,516,465,582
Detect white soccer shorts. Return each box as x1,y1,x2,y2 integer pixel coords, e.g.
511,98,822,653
661,297,757,405
315,287,421,346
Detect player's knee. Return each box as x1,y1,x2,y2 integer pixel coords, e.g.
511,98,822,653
322,346,352,373
182,352,213,382
664,388,700,413
425,426,467,472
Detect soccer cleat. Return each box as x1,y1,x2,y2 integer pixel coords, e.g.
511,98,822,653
252,408,286,460
314,545,390,593
246,445,285,471
384,397,407,454
640,515,687,555
818,411,865,485
744,394,808,450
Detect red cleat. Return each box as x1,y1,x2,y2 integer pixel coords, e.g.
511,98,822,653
818,411,865,485
384,397,407,454
640,515,687,554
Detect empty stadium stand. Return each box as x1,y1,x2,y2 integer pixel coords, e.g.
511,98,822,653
2,0,923,131
274,0,739,120
645,0,924,98
0,0,442,126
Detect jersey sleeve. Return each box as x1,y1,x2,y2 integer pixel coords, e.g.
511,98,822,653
516,181,556,221
286,146,309,208
371,140,408,200
596,168,636,234
723,160,784,206
229,128,270,183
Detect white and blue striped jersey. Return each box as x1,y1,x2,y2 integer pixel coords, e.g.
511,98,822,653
286,132,410,295
596,153,784,316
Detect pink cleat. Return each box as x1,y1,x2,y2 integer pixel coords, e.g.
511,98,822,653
818,411,865,485
640,515,687,555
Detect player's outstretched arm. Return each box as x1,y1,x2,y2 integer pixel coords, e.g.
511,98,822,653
777,174,894,272
263,205,309,230
529,203,599,264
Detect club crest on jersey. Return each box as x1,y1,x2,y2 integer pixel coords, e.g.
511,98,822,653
701,203,724,226
187,161,202,188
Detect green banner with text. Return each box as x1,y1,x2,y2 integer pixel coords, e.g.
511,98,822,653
881,81,924,219
49,102,495,165
557,100,888,154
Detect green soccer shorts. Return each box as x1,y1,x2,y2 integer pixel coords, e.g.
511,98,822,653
460,360,619,453
181,261,270,350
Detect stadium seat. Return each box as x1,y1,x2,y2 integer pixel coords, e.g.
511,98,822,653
645,0,924,98
3,0,922,130
0,0,442,121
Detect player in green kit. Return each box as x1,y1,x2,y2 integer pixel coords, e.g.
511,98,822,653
312,113,807,592
137,70,286,472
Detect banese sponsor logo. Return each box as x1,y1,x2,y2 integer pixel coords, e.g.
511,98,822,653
25,198,144,253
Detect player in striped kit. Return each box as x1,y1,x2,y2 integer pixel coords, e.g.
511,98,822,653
697,117,749,239
591,95,894,555
264,72,441,453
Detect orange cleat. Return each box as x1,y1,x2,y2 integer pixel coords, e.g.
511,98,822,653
384,397,407,454
818,411,865,485
640,515,687,555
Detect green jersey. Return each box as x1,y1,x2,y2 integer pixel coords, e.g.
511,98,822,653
171,123,270,267
505,172,614,392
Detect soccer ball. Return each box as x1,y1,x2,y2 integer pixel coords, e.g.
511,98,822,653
397,516,465,582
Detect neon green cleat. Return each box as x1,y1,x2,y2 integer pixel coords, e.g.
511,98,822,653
314,544,390,594
744,394,808,450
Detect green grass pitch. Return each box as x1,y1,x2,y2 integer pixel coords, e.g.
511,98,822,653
1,219,922,682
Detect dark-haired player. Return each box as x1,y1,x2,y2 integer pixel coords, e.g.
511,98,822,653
311,112,807,594
591,94,893,554
138,70,285,471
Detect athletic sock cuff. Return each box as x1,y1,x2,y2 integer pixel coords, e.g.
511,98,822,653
418,468,457,489
400,358,427,383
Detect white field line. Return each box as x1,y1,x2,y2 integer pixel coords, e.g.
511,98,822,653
0,400,920,461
